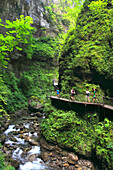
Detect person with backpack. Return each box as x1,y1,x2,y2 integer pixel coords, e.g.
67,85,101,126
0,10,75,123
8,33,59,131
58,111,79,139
71,88,76,101
57,88,60,97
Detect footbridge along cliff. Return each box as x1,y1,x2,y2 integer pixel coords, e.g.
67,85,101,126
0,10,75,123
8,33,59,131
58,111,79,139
50,96,113,121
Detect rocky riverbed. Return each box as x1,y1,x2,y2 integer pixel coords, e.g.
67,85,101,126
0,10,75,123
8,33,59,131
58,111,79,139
0,110,95,170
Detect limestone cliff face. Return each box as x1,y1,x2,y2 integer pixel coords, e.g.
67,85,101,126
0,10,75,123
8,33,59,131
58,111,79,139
0,0,65,36
0,0,67,77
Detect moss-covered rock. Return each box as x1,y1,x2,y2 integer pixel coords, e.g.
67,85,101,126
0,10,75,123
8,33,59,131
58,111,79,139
41,109,113,169
59,0,113,96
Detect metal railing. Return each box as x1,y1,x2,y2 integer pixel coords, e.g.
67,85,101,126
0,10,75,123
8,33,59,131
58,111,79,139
56,92,113,107
102,96,113,107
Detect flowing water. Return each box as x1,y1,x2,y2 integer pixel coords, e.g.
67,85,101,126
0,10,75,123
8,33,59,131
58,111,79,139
4,117,48,170
3,114,95,170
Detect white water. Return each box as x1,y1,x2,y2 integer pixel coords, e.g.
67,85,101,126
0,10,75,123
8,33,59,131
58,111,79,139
19,146,45,170
23,123,30,129
33,132,38,136
4,123,48,170
19,158,46,170
28,146,40,155
12,148,23,160
23,132,32,137
5,135,27,146
4,125,20,135
5,140,15,146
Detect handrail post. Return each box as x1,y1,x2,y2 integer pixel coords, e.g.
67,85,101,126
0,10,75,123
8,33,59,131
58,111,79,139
103,96,104,107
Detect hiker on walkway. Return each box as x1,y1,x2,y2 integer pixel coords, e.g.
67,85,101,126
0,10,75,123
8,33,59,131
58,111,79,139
93,88,99,103
57,88,60,97
86,88,90,103
71,88,76,101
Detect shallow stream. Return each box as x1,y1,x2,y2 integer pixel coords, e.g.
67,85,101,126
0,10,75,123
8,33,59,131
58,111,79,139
4,115,48,170
2,113,95,170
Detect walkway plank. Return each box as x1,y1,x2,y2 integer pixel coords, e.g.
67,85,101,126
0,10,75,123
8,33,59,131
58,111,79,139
50,96,113,111
104,104,113,110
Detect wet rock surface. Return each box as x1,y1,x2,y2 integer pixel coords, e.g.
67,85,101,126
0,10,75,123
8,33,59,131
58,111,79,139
1,111,95,170
28,98,43,113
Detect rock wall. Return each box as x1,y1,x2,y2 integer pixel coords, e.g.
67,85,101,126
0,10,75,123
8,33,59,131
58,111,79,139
0,0,65,36
0,0,67,77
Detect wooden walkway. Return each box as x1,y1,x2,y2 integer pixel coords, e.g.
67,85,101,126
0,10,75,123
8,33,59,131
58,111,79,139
50,96,113,111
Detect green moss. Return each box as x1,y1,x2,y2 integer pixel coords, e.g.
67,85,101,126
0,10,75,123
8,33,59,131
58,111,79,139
59,0,113,96
41,110,113,169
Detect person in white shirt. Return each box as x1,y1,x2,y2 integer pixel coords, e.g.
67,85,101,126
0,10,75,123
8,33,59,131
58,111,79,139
71,88,76,101
86,88,90,103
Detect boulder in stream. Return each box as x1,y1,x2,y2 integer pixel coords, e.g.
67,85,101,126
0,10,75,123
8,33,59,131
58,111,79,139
28,139,39,146
28,154,36,162
67,152,78,165
35,112,43,117
28,97,43,113
0,134,6,143
60,150,69,156
39,152,49,162
40,138,55,151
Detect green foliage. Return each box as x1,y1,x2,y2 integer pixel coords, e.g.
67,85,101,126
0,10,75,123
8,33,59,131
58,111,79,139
0,144,15,170
41,109,113,169
88,0,107,13
29,96,43,107
0,59,57,117
45,6,56,25
107,142,113,167
33,36,56,61
19,73,33,97
0,15,36,67
43,0,79,33
35,42,54,58
1,71,27,113
17,63,55,100
5,15,36,59
62,0,84,27
0,57,56,115
0,75,10,119
0,146,5,170
93,118,113,168
59,0,113,96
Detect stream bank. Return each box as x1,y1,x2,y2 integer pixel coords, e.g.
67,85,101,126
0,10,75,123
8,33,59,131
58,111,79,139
0,109,95,170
